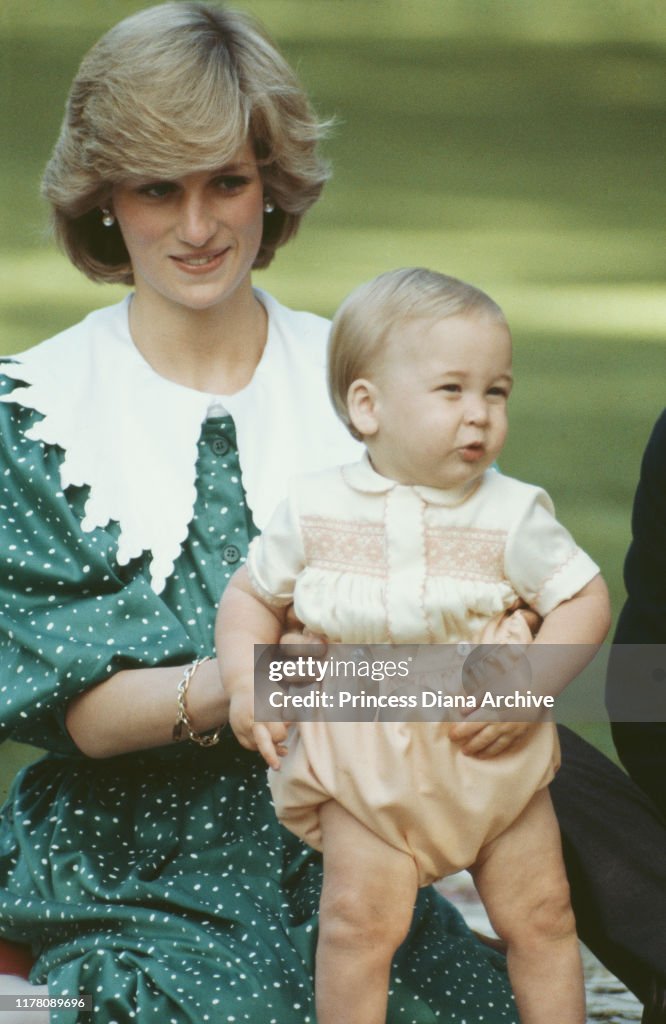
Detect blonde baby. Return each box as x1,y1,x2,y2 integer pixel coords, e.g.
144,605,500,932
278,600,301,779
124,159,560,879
217,268,611,1024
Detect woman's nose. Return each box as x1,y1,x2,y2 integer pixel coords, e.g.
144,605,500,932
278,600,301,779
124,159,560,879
177,193,217,247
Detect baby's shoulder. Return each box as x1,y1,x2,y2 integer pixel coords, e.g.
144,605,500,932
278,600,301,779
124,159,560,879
473,470,554,523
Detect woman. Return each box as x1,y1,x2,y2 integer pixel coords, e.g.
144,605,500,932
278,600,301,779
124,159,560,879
0,4,518,1022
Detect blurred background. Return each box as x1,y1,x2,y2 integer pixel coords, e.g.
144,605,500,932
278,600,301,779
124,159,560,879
1,0,665,790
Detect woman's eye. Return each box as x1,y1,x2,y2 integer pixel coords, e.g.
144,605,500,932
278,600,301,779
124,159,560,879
215,175,251,192
136,182,175,199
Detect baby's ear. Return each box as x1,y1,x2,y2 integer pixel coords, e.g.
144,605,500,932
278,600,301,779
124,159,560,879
347,379,379,438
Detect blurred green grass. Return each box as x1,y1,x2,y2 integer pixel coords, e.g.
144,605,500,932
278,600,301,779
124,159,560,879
1,1,665,789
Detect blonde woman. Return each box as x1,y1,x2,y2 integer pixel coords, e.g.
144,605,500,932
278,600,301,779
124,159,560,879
0,5,519,1022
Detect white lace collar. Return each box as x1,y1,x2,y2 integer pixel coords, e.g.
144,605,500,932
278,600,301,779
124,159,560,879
1,291,360,592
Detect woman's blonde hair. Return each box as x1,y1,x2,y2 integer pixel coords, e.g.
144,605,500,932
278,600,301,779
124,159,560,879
328,267,507,439
41,2,331,283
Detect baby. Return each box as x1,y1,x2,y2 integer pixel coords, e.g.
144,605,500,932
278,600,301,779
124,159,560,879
217,268,610,1024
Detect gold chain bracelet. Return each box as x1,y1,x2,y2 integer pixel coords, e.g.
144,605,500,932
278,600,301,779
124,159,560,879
172,656,222,747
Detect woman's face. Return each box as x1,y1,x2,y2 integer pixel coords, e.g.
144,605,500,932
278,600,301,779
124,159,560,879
110,141,265,315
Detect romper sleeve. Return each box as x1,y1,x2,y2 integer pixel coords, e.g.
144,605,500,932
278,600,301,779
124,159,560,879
504,487,601,617
0,385,198,754
245,489,306,608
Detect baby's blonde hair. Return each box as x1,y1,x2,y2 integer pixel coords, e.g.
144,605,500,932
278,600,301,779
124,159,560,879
328,267,507,439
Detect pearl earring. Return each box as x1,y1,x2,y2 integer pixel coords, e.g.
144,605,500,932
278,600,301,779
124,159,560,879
263,198,275,214
101,208,115,227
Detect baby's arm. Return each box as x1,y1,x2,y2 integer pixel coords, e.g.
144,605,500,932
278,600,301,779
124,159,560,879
216,566,289,770
530,573,611,648
451,575,611,758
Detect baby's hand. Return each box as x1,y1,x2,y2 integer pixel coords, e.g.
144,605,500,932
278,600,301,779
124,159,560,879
229,690,289,770
449,719,534,758
252,720,290,771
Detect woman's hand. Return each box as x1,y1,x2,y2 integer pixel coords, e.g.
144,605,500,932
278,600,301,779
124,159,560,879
449,604,541,757
449,719,535,758
278,605,327,656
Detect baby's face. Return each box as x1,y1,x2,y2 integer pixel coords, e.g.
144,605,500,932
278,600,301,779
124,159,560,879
365,312,512,492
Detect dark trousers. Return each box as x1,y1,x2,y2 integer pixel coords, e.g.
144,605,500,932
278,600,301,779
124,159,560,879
551,726,666,1003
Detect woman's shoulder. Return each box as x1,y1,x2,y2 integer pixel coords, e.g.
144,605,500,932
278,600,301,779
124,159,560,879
0,373,39,448
0,299,133,424
257,289,330,357
258,288,330,331
0,297,132,462
1,298,131,368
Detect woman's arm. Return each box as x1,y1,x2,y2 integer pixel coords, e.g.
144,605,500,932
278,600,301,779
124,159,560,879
65,566,291,761
65,658,227,759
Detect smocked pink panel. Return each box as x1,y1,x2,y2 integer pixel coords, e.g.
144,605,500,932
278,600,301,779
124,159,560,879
300,515,387,577
425,526,507,581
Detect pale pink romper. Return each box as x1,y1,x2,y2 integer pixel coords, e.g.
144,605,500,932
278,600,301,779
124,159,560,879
247,455,600,885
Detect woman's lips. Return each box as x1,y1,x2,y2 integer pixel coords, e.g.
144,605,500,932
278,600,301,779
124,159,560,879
170,248,229,273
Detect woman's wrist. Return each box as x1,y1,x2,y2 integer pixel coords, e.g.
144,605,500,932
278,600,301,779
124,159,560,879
65,658,229,758
172,657,229,746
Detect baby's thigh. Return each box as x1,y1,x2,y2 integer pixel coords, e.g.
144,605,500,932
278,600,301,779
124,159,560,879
469,789,573,938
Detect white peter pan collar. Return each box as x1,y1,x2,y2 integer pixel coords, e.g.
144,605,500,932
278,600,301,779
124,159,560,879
342,451,482,507
1,290,360,593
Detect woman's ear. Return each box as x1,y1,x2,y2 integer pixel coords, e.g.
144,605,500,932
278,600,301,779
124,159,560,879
347,379,379,438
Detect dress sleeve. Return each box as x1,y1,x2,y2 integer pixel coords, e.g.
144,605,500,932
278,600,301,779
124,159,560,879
504,487,601,617
0,386,197,753
245,490,306,607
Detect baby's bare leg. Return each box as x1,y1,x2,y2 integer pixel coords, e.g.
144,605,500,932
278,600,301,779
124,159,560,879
470,788,585,1024
316,800,419,1024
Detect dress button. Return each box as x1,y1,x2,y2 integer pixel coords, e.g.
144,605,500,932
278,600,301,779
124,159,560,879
457,642,473,656
211,437,230,456
223,544,241,564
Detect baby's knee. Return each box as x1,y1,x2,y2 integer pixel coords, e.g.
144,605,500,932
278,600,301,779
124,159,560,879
502,878,577,947
320,882,414,953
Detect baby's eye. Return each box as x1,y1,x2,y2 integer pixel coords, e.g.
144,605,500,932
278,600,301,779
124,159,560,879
487,386,509,398
438,383,461,393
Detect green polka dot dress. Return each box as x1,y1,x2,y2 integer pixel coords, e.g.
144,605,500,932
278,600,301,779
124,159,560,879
0,379,517,1023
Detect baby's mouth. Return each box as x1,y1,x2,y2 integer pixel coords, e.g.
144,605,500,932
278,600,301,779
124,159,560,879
459,442,485,462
